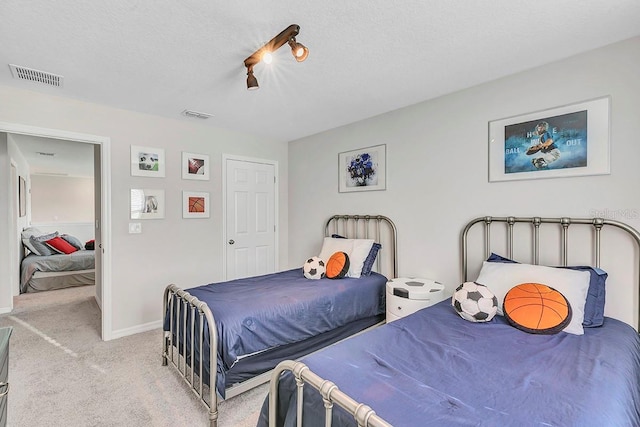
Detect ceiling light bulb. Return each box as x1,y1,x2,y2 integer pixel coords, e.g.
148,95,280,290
262,51,273,64
288,39,309,62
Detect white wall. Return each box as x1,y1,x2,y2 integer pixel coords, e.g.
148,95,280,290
0,86,289,336
288,37,640,328
30,175,94,223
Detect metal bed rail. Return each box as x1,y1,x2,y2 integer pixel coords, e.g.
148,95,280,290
324,214,398,279
461,215,640,330
268,360,392,427
162,284,219,427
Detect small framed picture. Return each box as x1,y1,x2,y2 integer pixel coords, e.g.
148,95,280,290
18,176,26,217
130,189,165,219
131,145,166,177
339,144,387,192
182,152,210,180
183,191,210,218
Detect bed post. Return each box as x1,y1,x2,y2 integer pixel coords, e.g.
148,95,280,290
162,285,171,366
162,284,220,427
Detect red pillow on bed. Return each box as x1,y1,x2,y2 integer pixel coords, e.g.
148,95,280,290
45,236,78,254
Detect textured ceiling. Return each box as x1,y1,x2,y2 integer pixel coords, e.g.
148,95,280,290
1,0,640,144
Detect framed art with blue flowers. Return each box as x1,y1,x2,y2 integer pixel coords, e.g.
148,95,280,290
339,144,386,192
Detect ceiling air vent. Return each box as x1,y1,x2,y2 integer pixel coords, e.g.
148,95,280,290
182,109,213,119
9,64,64,87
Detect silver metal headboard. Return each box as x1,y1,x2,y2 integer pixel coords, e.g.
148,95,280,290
461,216,640,330
324,215,398,279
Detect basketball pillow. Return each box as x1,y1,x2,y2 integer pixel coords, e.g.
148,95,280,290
326,252,350,279
503,283,572,334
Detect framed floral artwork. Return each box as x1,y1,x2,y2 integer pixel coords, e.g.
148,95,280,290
182,151,210,181
488,96,610,182
131,145,166,177
130,188,165,219
339,144,386,192
183,191,210,218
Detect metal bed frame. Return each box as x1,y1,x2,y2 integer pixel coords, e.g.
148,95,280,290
266,215,640,427
161,214,397,427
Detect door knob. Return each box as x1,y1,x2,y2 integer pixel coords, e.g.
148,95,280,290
228,239,235,245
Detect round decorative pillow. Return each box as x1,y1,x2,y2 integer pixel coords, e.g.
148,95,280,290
325,252,350,279
503,283,572,334
452,281,498,322
302,256,326,280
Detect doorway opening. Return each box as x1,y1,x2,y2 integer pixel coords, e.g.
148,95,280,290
1,122,112,340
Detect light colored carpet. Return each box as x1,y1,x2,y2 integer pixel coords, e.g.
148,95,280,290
0,285,268,427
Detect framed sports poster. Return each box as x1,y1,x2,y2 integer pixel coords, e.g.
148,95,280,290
181,151,210,181
183,191,210,218
488,96,610,182
131,145,166,178
130,188,165,219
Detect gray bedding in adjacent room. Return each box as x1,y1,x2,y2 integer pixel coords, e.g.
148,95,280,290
20,250,95,293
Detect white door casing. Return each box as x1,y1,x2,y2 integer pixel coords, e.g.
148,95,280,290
9,163,19,296
224,156,277,280
0,122,112,340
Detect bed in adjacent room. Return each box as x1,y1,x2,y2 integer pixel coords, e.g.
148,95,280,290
161,214,397,427
20,227,95,294
260,215,640,427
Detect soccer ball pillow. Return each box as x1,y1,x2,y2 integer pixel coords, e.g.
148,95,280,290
452,281,498,322
303,256,326,280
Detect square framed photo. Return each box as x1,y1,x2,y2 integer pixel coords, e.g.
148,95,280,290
130,189,165,219
182,151,210,180
131,145,166,177
339,144,386,192
488,96,610,182
183,191,210,218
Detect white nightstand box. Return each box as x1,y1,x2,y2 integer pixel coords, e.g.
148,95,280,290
386,278,446,322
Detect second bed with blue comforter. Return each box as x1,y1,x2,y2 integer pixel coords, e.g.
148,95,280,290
165,268,386,397
260,299,640,426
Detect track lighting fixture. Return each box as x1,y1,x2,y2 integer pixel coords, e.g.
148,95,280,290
243,24,308,90
246,65,259,90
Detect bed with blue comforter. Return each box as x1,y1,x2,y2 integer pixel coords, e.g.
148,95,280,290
164,268,386,398
260,299,640,426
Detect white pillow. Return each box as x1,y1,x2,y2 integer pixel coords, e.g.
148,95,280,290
475,261,590,335
318,237,374,279
21,227,44,255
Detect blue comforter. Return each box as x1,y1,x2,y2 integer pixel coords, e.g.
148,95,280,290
165,268,386,396
260,300,640,426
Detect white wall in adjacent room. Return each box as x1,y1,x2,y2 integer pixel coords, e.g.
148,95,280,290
30,175,94,223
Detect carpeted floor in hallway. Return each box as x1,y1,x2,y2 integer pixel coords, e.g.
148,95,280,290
0,285,267,427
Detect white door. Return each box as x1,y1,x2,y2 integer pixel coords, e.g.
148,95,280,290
225,158,276,280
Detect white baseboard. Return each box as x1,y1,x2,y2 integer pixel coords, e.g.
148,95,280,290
0,307,11,315
111,320,163,340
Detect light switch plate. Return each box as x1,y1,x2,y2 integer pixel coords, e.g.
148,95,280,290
129,222,142,234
